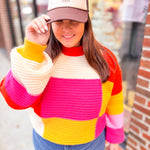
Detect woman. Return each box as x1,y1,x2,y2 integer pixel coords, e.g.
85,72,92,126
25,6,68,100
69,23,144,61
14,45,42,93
0,0,125,149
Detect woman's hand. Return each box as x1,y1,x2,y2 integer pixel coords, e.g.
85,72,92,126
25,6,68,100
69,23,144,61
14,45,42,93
105,142,119,150
110,144,119,150
25,15,51,46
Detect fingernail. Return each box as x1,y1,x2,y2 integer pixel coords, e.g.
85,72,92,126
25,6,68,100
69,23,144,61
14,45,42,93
45,26,48,31
46,16,51,20
42,29,45,33
38,30,41,34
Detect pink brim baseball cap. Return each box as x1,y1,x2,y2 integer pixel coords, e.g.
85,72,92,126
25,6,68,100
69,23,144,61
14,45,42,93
46,0,89,23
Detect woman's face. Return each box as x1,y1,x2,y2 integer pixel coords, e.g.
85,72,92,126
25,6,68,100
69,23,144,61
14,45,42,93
51,20,85,48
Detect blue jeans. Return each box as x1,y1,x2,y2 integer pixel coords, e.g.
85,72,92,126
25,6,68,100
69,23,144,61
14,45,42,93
33,129,105,150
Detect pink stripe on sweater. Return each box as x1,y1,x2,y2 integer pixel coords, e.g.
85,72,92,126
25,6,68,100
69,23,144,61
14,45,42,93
5,71,40,108
106,126,125,143
106,112,124,129
95,114,106,138
36,77,102,120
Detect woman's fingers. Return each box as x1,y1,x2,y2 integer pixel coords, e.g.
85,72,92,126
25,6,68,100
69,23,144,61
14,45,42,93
28,15,51,34
31,22,41,34
38,17,49,32
41,15,51,29
33,19,46,34
25,15,51,45
39,15,51,30
41,14,51,21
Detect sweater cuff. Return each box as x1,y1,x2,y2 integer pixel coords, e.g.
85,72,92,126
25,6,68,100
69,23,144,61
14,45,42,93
106,126,125,144
17,38,47,63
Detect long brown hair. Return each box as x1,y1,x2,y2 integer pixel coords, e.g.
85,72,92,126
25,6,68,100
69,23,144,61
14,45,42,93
45,16,110,83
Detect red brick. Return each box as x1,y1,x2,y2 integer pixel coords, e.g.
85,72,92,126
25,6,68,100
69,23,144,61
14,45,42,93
134,94,146,105
142,50,150,58
131,117,149,131
138,69,150,79
136,86,150,98
134,103,150,116
143,38,150,47
145,26,150,36
148,144,150,149
146,15,150,24
130,123,140,134
126,142,137,150
140,145,147,150
140,59,150,70
129,131,146,145
143,132,150,141
148,4,150,12
132,110,143,120
127,136,138,146
148,101,150,107
145,117,150,124
137,77,149,88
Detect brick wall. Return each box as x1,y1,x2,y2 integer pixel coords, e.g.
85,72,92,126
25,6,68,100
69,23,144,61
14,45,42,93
0,23,5,48
0,0,14,55
126,2,150,150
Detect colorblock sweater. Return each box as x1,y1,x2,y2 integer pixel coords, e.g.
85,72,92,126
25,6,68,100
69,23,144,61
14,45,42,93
0,39,125,145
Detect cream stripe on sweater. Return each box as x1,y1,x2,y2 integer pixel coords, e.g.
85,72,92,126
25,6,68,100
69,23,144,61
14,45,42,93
11,47,53,95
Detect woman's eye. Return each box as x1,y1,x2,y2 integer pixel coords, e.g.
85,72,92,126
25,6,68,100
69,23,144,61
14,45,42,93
55,20,63,24
71,20,76,23
70,20,78,25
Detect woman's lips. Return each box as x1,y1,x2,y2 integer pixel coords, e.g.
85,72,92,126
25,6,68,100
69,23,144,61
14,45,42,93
63,35,75,40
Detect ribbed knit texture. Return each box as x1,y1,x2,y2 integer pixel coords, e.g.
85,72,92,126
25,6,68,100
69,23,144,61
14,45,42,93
0,40,125,145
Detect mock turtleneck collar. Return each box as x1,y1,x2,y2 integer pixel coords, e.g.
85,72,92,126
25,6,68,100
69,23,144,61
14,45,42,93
62,46,84,56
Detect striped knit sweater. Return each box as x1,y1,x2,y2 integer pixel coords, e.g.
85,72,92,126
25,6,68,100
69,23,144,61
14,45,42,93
0,39,125,145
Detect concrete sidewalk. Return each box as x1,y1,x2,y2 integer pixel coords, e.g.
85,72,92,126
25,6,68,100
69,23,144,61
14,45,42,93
0,48,34,150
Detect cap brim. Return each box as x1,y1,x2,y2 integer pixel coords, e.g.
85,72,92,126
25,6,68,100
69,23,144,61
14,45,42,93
46,7,88,23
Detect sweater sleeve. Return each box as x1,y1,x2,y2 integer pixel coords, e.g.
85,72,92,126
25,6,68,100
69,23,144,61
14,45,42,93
103,48,125,144
0,39,53,109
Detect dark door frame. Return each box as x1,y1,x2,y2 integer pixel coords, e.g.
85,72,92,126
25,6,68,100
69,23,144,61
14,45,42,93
6,0,37,46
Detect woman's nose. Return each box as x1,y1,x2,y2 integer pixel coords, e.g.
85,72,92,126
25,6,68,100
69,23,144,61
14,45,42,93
62,21,71,31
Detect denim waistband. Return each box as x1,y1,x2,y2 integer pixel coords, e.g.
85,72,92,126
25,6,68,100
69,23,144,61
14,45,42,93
33,129,105,150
